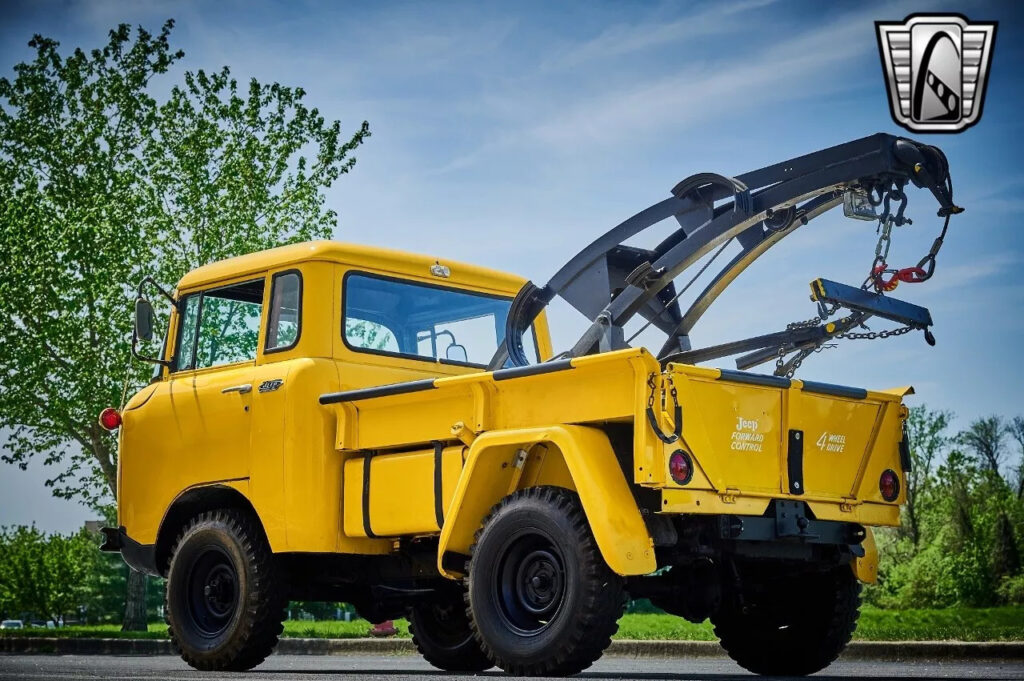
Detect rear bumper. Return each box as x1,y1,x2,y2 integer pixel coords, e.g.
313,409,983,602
100,526,160,577
719,500,866,554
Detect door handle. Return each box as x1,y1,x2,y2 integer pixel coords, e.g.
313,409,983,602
221,384,252,395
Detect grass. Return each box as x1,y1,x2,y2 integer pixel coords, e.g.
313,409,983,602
2,606,1022,642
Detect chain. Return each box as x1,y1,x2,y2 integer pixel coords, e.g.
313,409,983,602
838,325,915,340
864,180,915,292
768,177,950,375
774,344,788,375
786,316,822,330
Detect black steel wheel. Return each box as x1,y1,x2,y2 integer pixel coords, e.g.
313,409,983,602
408,586,492,672
711,564,861,676
185,546,238,637
466,486,624,676
166,509,286,671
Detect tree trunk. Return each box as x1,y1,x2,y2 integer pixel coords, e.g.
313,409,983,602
122,566,148,631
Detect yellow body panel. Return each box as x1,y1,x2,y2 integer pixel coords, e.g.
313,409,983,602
118,239,909,586
342,445,465,537
118,242,544,555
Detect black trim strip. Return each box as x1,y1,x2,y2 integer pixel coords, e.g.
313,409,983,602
433,442,445,530
787,429,804,495
800,380,868,400
492,358,573,381
718,369,791,389
899,422,913,473
320,379,437,405
362,452,377,538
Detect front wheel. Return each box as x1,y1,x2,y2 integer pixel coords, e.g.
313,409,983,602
466,486,624,676
711,564,861,676
165,509,286,671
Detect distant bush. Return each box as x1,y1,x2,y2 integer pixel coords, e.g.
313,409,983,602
997,575,1024,605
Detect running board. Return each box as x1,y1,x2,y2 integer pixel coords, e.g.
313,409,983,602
810,278,933,328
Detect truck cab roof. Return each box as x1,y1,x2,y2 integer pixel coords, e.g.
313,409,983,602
177,240,529,296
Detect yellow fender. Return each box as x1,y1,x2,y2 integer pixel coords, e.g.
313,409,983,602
852,527,879,583
437,424,656,578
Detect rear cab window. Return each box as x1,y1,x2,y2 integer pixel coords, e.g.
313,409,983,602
342,272,538,367
266,271,302,352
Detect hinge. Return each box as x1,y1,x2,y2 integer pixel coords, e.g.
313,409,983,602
720,487,741,504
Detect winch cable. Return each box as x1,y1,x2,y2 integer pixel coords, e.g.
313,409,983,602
625,237,734,346
494,174,751,370
645,374,682,444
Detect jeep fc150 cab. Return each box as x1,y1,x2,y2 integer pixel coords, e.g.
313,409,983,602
103,134,961,676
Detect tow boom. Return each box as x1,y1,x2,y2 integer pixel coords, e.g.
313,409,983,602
491,133,961,376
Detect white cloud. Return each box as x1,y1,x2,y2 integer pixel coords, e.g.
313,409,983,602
527,5,885,151
542,0,780,70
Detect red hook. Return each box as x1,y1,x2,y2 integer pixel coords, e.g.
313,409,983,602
872,264,928,292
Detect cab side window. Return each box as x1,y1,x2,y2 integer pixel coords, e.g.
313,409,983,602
175,278,265,371
266,271,302,352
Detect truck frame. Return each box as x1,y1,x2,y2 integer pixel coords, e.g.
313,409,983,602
102,133,960,676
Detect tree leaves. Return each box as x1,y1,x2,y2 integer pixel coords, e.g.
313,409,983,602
869,407,1024,608
0,525,101,623
0,19,369,511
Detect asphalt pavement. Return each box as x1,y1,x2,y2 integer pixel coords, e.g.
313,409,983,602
1,654,1023,681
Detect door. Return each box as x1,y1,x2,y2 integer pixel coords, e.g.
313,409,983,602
168,276,267,485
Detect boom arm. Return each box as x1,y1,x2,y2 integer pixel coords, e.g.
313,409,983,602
491,133,960,371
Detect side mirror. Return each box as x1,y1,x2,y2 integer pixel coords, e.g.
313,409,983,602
445,343,468,363
135,297,156,342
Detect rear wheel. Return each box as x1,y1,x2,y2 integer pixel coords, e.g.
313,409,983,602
408,586,492,672
711,564,861,676
165,509,286,671
466,486,624,676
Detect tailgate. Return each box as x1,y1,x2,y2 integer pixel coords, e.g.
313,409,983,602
662,365,908,506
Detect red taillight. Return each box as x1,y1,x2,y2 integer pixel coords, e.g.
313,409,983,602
879,469,900,501
99,407,122,431
669,450,694,485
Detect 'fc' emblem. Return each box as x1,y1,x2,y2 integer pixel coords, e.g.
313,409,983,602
876,14,997,133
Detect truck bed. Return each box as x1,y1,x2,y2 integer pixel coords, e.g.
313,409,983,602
319,348,908,539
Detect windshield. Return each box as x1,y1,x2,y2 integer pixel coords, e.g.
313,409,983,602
343,272,538,367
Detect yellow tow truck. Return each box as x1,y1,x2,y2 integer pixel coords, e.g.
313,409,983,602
102,133,962,676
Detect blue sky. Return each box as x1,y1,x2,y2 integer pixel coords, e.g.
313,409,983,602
2,0,1023,532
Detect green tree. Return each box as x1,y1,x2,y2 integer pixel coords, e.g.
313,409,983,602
868,408,1024,609
0,21,368,629
958,416,1008,479
903,406,951,547
0,526,47,619
1008,416,1024,499
0,526,99,624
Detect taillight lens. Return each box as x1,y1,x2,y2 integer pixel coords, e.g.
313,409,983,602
99,408,122,431
879,469,900,501
669,450,694,485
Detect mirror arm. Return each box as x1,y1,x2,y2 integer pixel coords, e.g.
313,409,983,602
137,276,176,306
131,328,172,367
